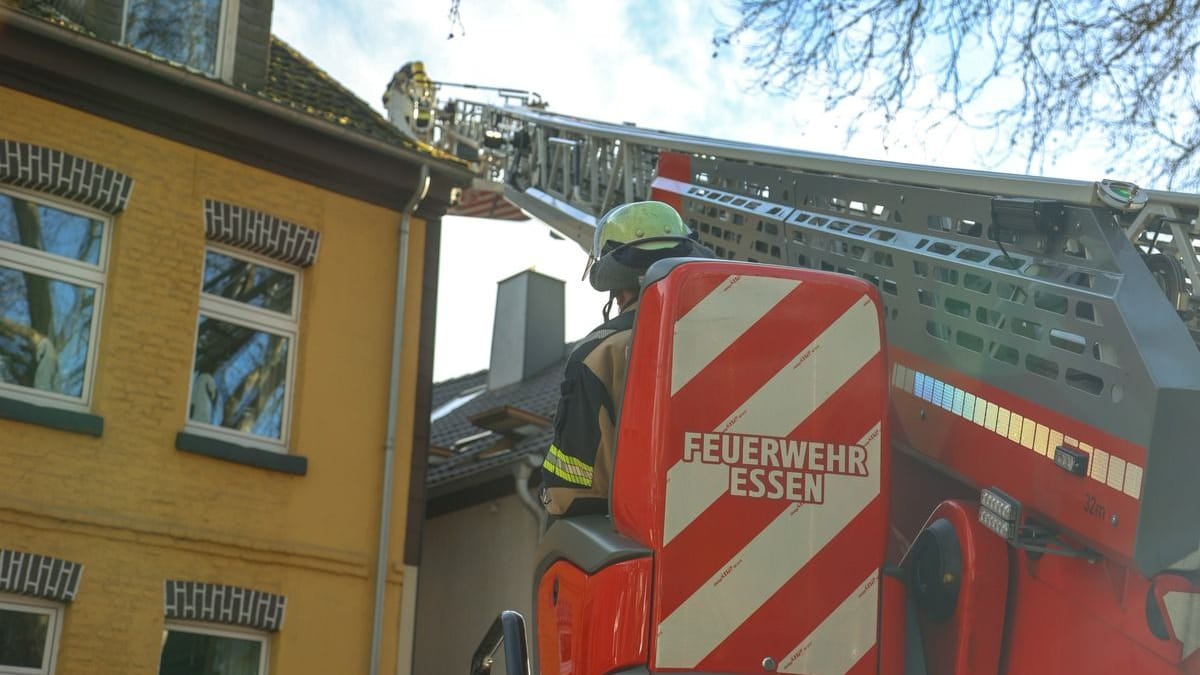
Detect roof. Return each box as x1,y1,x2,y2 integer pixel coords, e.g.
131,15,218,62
260,36,415,147
12,0,457,163
427,359,564,493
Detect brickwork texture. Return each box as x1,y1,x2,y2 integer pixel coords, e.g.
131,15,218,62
0,87,428,675
0,549,84,602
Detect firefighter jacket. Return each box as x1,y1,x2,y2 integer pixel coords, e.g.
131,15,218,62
540,305,637,516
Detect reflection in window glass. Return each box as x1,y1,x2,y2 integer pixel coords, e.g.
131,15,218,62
0,606,50,669
0,190,106,405
0,194,104,265
0,269,96,398
0,598,59,675
125,0,224,75
159,628,264,675
202,250,294,315
191,316,289,440
189,247,298,447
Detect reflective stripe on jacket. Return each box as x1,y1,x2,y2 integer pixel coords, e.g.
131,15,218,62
540,306,636,516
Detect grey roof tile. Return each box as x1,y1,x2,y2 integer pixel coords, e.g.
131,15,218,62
14,2,467,167
430,369,486,412
260,36,416,147
426,359,564,489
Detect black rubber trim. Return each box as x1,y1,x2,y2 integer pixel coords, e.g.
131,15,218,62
175,431,307,475
906,582,931,675
0,396,103,436
534,516,650,579
908,518,962,622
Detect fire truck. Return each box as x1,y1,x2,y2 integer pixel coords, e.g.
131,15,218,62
386,67,1200,675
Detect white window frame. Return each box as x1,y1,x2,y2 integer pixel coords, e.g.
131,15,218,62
0,594,64,675
119,0,241,81
185,244,300,452
160,621,268,675
0,185,110,411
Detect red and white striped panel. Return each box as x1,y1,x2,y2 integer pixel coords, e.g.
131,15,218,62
447,188,529,220
647,270,888,674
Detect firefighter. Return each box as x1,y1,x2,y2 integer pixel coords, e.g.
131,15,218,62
540,201,713,516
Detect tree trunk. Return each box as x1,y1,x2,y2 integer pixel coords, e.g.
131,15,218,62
12,198,53,337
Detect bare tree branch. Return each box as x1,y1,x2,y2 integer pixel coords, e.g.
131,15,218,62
448,0,466,39
716,0,1200,188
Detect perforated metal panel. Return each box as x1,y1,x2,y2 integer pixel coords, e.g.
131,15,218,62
679,161,1145,440
668,157,1200,573
422,98,1200,574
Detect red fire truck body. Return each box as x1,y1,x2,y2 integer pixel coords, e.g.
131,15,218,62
385,68,1200,675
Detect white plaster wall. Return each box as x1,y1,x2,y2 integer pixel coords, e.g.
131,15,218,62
413,494,540,674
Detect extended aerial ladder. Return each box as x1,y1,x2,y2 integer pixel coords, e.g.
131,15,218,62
387,69,1200,675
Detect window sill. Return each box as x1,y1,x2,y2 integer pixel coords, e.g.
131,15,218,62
175,432,307,475
0,396,103,436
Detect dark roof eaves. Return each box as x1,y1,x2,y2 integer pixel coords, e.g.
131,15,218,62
426,459,523,500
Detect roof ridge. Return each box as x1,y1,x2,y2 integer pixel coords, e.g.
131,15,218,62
433,368,488,387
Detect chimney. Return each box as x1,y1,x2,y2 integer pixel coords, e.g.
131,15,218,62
488,270,565,390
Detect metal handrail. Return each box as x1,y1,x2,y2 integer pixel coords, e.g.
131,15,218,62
450,100,1200,209
469,611,530,675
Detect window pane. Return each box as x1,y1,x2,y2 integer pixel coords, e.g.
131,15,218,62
0,266,96,398
202,251,294,315
0,607,49,669
125,0,222,75
0,194,104,265
159,629,262,675
191,315,289,440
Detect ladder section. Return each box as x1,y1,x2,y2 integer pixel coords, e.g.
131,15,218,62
432,100,1200,283
426,97,1200,572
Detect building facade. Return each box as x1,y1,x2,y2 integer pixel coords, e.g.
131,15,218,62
0,2,468,673
415,270,566,671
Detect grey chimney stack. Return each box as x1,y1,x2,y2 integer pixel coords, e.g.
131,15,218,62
488,270,565,390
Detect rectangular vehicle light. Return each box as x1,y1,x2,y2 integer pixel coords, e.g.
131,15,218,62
1053,444,1089,476
979,508,1017,540
980,487,1020,523
979,487,1022,541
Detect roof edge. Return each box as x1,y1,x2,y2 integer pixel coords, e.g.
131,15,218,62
0,7,474,184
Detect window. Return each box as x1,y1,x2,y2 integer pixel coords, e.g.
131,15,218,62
186,247,299,449
0,188,108,409
159,623,267,675
0,595,63,675
122,0,235,77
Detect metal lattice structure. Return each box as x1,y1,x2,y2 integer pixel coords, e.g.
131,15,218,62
420,94,1200,572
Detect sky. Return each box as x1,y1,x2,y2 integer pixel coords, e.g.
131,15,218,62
272,0,1117,381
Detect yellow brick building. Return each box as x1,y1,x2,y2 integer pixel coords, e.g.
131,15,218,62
0,2,469,673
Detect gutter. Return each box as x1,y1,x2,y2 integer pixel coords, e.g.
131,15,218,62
370,164,431,675
514,455,548,534
0,8,474,185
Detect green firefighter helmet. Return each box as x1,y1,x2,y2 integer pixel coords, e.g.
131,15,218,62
586,201,708,292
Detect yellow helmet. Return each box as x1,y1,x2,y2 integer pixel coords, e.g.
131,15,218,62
586,201,707,291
